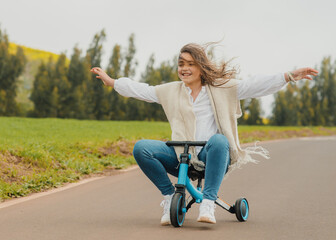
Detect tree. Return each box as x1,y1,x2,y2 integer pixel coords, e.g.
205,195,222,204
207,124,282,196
123,33,137,77
30,59,58,117
0,27,26,116
122,34,145,120
311,58,330,125
67,46,87,119
310,57,336,126
107,44,123,79
139,54,179,121
158,58,179,84
140,54,161,120
323,58,336,125
238,99,247,125
284,83,300,125
330,62,336,125
85,29,106,119
271,91,287,125
105,44,124,120
271,83,300,126
297,81,314,126
67,46,85,88
245,98,263,125
310,83,324,125
54,53,72,118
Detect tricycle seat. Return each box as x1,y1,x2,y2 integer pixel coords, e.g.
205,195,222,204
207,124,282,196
188,164,205,181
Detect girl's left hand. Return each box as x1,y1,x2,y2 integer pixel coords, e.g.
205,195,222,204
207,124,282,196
90,67,115,87
289,67,319,81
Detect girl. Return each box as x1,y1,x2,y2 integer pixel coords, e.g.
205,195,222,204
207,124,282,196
91,43,318,225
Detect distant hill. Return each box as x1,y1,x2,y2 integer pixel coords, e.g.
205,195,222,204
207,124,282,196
9,42,60,62
9,43,62,113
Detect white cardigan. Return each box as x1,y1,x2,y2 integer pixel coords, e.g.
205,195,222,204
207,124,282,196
155,79,270,172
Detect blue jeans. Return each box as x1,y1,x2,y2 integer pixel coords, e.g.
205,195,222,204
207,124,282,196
132,134,230,201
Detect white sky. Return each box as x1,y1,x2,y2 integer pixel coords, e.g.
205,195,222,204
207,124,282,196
1,0,335,117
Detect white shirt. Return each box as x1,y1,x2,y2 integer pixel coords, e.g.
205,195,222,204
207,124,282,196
114,73,287,153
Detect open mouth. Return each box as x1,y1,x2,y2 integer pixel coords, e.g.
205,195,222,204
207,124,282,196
182,72,192,77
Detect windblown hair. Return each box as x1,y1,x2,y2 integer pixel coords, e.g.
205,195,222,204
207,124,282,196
179,43,237,86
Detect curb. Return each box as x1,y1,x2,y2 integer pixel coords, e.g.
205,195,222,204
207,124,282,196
0,177,104,210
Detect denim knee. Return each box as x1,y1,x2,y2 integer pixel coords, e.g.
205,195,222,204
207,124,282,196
133,140,150,163
207,134,229,150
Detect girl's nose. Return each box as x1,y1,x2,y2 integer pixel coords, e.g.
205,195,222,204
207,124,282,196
181,65,189,71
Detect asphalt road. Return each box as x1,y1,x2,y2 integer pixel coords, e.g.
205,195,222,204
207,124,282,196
0,136,335,240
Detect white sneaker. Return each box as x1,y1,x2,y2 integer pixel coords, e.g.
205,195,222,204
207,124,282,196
160,194,173,226
197,199,216,224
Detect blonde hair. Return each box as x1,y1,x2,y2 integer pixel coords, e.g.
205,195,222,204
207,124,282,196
179,43,237,86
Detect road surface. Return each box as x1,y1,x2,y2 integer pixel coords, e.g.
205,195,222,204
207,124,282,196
0,136,335,240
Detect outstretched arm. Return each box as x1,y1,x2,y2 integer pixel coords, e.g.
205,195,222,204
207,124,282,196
238,67,319,100
90,67,159,103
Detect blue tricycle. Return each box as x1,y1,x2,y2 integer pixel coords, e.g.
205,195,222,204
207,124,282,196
166,141,249,227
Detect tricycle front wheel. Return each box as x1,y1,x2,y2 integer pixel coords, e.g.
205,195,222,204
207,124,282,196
170,193,186,227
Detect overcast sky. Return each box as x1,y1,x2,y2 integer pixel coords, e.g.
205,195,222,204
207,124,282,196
1,0,335,116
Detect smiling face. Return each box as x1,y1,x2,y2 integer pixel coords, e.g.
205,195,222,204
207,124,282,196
178,52,202,87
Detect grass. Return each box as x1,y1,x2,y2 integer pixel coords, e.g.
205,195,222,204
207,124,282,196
1,117,335,201
237,125,336,143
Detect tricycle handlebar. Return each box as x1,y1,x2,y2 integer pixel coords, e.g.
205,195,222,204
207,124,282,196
166,141,207,147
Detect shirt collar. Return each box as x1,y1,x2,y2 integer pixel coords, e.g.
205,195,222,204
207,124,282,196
185,86,206,95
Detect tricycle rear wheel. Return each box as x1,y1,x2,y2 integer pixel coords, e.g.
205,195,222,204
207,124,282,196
234,198,249,222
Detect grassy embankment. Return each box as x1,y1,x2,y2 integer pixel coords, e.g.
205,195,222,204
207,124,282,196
1,117,335,201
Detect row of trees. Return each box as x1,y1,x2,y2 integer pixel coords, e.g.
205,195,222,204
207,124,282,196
28,30,265,123
29,30,179,120
1,26,335,125
0,25,265,123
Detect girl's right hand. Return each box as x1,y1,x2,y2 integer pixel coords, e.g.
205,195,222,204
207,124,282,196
90,67,115,87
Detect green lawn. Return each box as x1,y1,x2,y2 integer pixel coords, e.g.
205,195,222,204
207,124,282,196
1,117,335,201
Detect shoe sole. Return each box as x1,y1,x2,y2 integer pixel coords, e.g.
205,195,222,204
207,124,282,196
197,217,216,224
161,221,171,226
